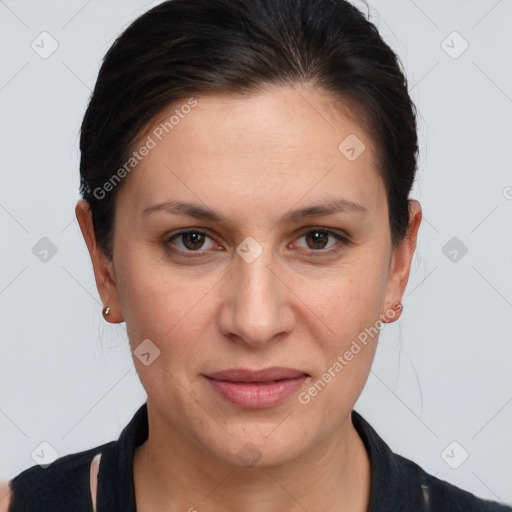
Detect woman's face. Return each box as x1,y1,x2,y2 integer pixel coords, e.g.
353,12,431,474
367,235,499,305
78,85,420,466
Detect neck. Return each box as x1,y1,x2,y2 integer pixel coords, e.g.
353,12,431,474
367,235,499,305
133,406,371,512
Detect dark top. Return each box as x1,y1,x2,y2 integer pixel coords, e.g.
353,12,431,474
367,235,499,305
7,402,511,511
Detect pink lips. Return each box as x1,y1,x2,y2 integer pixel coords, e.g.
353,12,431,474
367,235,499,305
204,367,309,409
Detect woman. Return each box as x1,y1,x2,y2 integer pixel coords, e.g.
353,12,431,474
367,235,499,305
2,0,510,510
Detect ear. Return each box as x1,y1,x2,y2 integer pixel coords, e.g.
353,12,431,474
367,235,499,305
75,200,124,323
381,200,422,322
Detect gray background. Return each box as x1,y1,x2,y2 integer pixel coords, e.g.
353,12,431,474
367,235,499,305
0,0,511,505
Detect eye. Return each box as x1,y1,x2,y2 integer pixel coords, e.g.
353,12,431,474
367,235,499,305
163,227,351,258
293,228,350,255
165,229,217,254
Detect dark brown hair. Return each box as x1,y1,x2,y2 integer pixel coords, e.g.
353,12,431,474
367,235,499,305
79,0,418,259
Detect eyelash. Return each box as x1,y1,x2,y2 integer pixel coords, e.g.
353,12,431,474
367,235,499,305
164,227,352,258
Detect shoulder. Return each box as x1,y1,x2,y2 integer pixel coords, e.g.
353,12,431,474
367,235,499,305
351,410,511,511
0,481,12,512
394,452,512,512
5,441,113,511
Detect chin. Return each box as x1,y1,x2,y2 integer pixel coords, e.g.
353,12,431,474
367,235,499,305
200,425,311,469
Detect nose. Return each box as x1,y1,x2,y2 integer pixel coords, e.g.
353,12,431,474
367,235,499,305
218,243,295,348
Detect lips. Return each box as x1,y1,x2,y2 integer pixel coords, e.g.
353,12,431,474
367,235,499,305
205,367,308,383
204,367,309,409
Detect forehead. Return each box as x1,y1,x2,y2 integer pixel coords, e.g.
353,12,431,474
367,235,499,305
118,85,384,216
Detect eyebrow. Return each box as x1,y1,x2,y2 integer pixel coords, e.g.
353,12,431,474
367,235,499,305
141,197,367,223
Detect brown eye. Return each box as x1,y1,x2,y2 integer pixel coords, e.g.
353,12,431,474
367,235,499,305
294,228,351,256
166,229,215,253
181,231,206,250
304,230,330,250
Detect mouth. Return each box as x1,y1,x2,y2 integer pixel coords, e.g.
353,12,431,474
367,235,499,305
203,367,309,409
205,366,309,382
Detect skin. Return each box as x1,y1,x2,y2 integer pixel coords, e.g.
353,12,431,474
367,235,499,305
76,84,422,512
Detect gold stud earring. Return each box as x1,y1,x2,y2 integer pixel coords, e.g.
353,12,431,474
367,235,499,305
102,306,111,319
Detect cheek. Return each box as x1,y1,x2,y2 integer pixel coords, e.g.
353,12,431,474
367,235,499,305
116,250,207,331
115,257,220,377
290,257,388,409
296,274,382,416
116,266,208,400
295,257,388,342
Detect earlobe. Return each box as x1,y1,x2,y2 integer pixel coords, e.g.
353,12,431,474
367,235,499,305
381,301,404,323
